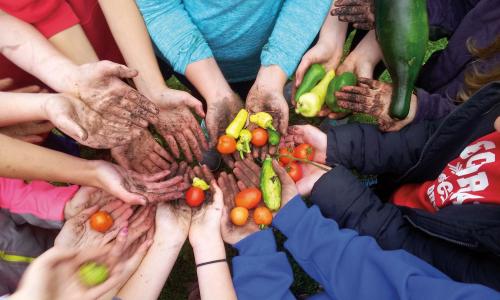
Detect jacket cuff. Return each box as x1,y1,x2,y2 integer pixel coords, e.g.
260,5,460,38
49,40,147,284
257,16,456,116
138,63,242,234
272,194,307,238
233,228,277,255
326,126,341,166
414,88,429,122
34,2,80,38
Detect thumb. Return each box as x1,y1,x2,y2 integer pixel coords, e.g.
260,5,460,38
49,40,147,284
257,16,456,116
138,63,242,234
99,60,138,79
57,115,88,141
272,159,294,186
184,94,205,117
294,57,312,89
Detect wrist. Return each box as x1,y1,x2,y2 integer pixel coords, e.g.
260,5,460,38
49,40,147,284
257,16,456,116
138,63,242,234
87,160,109,190
255,65,287,90
192,237,226,264
50,60,81,94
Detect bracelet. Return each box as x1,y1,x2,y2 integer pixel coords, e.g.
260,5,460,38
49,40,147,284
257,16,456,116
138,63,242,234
196,258,227,268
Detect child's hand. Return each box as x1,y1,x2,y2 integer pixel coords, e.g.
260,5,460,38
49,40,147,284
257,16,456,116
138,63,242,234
218,172,259,245
233,158,261,190
64,187,114,220
285,125,327,164
296,163,328,197
155,202,191,246
331,0,375,30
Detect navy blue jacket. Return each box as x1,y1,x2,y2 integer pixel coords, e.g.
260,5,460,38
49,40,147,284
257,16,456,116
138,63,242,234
311,82,500,290
232,196,499,299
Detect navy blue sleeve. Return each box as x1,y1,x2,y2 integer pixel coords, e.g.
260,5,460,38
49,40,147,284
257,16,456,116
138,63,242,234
427,0,481,36
326,122,438,175
232,229,296,300
413,88,457,122
273,195,500,300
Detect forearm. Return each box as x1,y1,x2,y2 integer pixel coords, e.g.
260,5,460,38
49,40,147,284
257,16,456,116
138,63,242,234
0,92,49,126
348,30,382,67
317,2,349,50
193,238,237,300
99,0,167,100
48,24,99,65
185,58,233,103
0,133,100,187
116,234,185,300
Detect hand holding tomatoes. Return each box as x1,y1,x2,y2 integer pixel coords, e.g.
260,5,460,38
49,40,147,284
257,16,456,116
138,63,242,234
293,143,315,161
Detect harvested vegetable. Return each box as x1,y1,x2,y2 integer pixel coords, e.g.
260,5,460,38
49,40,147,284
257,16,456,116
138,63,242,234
279,147,294,165
293,143,315,161
236,129,252,159
192,177,209,191
295,64,326,102
185,186,205,207
375,0,428,119
235,187,262,209
90,211,113,233
260,156,281,211
251,128,268,147
326,72,357,113
225,109,248,139
79,262,109,287
230,207,249,226
286,162,303,182
217,135,237,154
249,112,275,130
253,206,273,228
267,128,280,146
296,70,335,117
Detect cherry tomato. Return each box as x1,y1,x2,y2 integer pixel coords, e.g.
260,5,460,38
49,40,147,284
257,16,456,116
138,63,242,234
185,186,205,207
217,135,237,154
293,143,315,161
251,128,268,147
235,187,262,209
286,162,303,182
253,206,273,227
279,147,294,165
90,211,114,233
230,207,249,226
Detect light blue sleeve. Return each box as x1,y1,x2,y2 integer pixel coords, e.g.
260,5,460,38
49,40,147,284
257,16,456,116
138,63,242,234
273,195,500,300
232,229,296,300
261,0,331,77
135,0,213,74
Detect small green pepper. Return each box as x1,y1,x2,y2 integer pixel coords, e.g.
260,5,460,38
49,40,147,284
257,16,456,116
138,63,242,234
225,109,248,139
236,129,252,159
260,156,281,211
267,128,280,146
249,112,275,131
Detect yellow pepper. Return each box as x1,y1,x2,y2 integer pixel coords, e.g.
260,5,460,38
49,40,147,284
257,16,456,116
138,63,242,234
225,109,248,139
192,177,210,190
236,129,252,159
249,112,275,130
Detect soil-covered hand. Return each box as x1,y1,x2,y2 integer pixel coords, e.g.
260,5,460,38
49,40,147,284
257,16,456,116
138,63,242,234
153,88,208,163
206,91,243,147
64,187,115,220
0,121,53,143
68,61,159,128
331,0,375,31
111,129,173,174
218,172,259,245
285,125,327,164
233,158,261,190
336,77,417,131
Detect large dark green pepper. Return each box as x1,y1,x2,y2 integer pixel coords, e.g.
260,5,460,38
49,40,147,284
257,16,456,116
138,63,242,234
325,72,357,113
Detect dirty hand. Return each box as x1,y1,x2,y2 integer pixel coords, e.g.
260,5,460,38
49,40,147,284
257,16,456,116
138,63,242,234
331,0,375,31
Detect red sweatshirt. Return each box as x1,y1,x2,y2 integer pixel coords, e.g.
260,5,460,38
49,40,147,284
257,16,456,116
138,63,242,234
0,0,123,90
392,131,500,212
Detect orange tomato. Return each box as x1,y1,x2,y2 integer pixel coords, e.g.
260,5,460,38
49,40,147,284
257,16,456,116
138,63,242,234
286,161,303,182
293,143,315,161
253,206,273,227
279,147,294,165
235,187,262,209
217,135,237,154
251,128,268,147
230,207,249,226
185,186,205,207
90,211,114,233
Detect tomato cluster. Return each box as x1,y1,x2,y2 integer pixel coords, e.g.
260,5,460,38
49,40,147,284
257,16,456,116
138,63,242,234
279,143,315,182
230,187,273,227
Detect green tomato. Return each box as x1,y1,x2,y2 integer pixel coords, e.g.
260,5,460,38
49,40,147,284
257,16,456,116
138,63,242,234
79,262,109,287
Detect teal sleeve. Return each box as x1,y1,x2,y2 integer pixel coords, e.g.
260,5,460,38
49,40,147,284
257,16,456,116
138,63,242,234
261,0,331,76
136,0,213,74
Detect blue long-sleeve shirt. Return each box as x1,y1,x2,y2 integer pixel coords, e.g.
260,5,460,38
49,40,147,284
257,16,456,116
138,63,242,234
231,195,500,300
136,0,330,82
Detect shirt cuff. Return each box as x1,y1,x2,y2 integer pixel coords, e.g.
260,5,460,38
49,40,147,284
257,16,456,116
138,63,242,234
272,194,307,237
233,228,277,255
261,45,296,78
34,2,80,38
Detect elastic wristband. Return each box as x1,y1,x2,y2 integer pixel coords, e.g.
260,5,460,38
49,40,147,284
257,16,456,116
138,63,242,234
196,258,227,268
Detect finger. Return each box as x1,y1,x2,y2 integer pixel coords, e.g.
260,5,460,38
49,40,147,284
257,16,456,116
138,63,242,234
56,115,88,141
278,112,289,136
147,192,184,203
107,227,128,266
201,164,215,182
137,169,171,182
337,99,366,114
332,6,366,16
183,129,203,162
142,159,161,174
187,167,195,181
358,77,381,89
272,160,295,186
339,86,371,96
0,77,14,90
149,152,170,170
177,161,188,177
153,140,175,163
19,135,44,143
192,122,209,151
163,134,181,159
144,175,184,190
169,162,179,177
338,14,366,23
353,22,374,31
335,91,369,104
184,94,206,118
222,154,235,169
12,85,41,93
71,205,100,225
99,60,139,79
193,166,203,179
233,167,253,189
260,144,268,161
123,89,159,115
335,0,360,5
243,157,261,176
228,174,240,196
175,134,194,163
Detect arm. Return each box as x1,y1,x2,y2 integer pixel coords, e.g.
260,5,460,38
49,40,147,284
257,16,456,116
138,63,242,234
48,24,99,65
232,229,295,300
273,195,500,300
413,88,457,122
337,30,383,79
326,121,437,174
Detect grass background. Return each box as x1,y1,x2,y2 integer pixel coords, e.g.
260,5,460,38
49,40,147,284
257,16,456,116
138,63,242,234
157,33,448,299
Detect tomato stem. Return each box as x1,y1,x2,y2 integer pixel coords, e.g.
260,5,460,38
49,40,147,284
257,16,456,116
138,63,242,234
277,154,332,171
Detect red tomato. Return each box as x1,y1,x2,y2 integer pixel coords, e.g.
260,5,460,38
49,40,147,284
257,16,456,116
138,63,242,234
286,162,303,182
235,187,262,209
185,186,206,207
293,143,315,161
90,211,114,233
230,207,249,226
217,135,237,154
251,128,268,147
253,206,273,226
279,147,294,165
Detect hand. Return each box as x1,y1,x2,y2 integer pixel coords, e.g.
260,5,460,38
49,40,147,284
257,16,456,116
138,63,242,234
218,172,258,245
296,163,328,197
233,158,261,190
206,91,243,148
125,205,156,249
336,30,382,80
12,238,152,300
153,88,208,163
293,42,343,103
64,187,115,220
55,200,133,248
94,161,187,205
189,181,224,249
335,77,417,131
331,0,375,31
155,202,191,247
272,160,299,209
187,164,215,184
111,129,173,174
0,121,53,143
44,93,141,149
285,125,327,164
68,60,159,128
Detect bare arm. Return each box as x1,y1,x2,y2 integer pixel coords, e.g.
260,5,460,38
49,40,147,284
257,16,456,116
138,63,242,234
49,24,99,65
